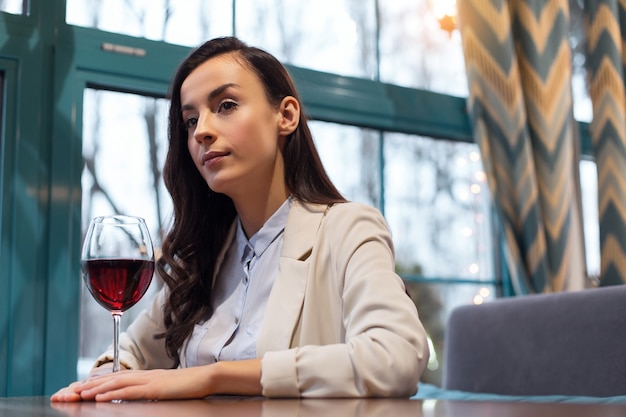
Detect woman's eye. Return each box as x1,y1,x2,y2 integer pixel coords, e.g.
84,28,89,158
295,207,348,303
185,117,198,129
219,100,238,112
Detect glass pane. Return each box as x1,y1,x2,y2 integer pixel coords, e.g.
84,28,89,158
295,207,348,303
235,0,378,79
580,160,599,279
569,0,592,122
65,0,232,47
404,281,496,386
0,0,24,15
310,121,381,207
79,88,172,378
384,133,494,280
378,0,468,96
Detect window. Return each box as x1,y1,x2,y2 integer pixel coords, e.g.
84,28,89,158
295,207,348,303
80,89,170,243
0,0,26,14
384,134,493,280
65,0,231,46
79,88,171,378
236,0,378,79
311,122,381,206
568,0,599,278
378,0,468,96
580,160,599,278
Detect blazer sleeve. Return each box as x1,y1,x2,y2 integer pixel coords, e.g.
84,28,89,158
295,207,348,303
93,285,175,371
261,203,430,397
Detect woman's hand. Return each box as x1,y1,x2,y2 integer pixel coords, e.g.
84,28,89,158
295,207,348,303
51,367,215,402
50,359,262,402
50,381,84,402
49,362,128,402
79,368,213,401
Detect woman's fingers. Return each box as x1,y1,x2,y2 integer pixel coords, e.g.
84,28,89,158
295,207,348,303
52,367,213,402
77,371,135,400
50,371,154,402
50,382,83,402
94,385,155,402
79,370,168,401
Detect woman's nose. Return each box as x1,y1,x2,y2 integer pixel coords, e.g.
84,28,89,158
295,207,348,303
193,111,215,143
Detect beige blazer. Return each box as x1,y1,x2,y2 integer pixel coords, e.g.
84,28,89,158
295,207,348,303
101,200,429,398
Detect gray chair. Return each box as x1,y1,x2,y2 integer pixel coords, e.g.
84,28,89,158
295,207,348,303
443,285,626,397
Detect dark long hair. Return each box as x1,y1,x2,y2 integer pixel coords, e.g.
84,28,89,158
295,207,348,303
157,36,345,365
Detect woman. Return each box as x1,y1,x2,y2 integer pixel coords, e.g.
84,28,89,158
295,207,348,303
52,36,429,402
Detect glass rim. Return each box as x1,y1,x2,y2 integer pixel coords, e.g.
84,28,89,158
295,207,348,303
91,215,148,224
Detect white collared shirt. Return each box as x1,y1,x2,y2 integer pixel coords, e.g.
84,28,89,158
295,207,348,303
184,198,291,366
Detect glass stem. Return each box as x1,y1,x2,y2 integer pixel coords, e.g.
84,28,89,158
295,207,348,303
112,312,122,373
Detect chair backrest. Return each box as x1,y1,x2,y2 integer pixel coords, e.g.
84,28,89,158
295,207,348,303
443,285,626,397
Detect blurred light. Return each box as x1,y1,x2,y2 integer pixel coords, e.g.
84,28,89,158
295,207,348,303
470,184,481,194
431,0,457,35
474,171,487,182
469,151,481,161
461,227,473,237
438,14,456,35
456,156,467,166
473,295,484,305
479,287,491,298
469,263,479,274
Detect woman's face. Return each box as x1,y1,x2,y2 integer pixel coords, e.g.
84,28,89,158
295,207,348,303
181,53,291,200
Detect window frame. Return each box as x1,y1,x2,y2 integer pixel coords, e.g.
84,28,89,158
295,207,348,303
0,56,18,398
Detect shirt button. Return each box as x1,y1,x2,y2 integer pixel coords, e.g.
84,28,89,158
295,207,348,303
234,317,239,324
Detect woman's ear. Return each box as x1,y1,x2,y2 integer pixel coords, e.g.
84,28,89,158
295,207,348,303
277,96,300,136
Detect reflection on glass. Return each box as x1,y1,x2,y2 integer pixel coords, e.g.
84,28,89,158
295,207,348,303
65,0,232,47
310,121,380,207
236,0,378,79
79,88,171,378
384,133,494,280
0,0,24,15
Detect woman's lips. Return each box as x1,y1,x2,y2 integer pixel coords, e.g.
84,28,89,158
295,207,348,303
202,151,229,166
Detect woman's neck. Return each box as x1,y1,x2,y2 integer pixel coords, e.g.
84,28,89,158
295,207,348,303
233,187,290,239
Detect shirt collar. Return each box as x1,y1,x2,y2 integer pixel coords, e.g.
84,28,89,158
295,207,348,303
236,197,292,261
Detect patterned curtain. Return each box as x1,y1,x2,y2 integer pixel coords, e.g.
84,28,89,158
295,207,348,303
584,1,626,286
458,0,586,294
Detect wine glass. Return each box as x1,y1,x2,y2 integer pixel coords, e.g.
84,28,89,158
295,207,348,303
81,215,155,373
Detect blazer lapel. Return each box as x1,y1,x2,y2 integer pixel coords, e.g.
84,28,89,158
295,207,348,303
257,201,330,353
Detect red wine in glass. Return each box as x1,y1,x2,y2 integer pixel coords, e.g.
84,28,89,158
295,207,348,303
81,215,154,374
83,258,154,312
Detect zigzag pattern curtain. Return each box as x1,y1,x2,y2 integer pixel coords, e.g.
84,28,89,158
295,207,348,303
584,0,626,286
458,0,586,293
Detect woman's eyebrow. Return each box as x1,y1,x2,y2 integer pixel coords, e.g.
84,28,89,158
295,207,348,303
208,83,238,101
181,83,239,112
